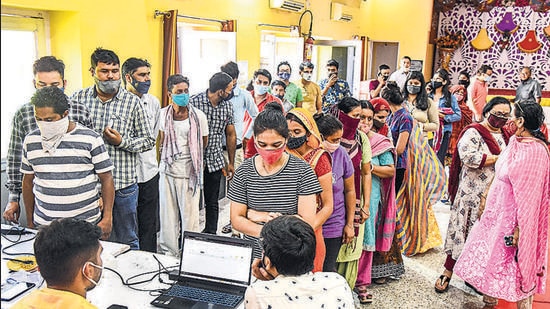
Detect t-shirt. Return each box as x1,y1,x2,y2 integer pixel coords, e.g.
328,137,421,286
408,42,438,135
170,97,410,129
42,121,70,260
322,146,354,238
13,286,98,309
20,124,114,226
284,82,304,106
387,108,413,169
298,81,322,115
227,154,322,257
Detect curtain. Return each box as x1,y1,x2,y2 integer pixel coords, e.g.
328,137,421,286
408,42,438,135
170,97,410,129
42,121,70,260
161,10,181,108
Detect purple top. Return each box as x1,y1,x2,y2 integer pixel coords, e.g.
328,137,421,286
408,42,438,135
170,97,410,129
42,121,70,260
322,146,355,238
387,108,413,169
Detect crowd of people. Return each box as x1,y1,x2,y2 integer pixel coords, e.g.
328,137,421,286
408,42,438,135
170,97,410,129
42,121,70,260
3,49,549,308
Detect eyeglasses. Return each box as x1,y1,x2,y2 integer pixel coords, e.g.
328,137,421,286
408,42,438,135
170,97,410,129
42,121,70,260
515,102,524,116
490,112,511,119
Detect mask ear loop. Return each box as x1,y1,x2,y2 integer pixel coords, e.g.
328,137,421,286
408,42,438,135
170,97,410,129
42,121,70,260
82,261,103,286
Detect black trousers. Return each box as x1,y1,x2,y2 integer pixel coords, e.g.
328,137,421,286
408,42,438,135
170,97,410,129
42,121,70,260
395,168,406,193
203,169,223,234
323,237,343,272
437,131,451,165
137,173,160,252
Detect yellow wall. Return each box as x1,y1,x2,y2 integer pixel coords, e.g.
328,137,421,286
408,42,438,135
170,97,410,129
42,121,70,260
2,0,433,98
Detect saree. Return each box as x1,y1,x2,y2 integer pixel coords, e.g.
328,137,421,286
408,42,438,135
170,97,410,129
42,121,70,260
395,123,445,256
454,136,550,302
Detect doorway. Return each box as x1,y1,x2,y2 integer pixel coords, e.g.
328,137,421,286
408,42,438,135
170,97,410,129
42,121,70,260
369,42,399,79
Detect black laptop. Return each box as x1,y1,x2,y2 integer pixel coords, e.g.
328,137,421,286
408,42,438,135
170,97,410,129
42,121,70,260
151,231,254,309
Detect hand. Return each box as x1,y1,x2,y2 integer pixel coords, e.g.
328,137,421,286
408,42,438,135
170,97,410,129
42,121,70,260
103,127,122,146
225,163,235,180
246,209,281,223
251,258,275,281
512,226,519,247
242,137,249,154
342,224,354,244
96,217,113,240
377,75,386,84
477,195,487,218
3,201,20,223
98,197,104,212
360,207,369,223
438,112,445,119
328,74,338,87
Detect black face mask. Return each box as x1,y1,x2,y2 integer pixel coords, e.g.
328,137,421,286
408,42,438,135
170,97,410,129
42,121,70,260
373,119,385,129
275,94,284,100
287,135,307,149
221,90,234,101
458,79,470,88
431,80,443,89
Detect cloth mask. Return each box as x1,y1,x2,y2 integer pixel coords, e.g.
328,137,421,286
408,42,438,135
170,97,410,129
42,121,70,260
372,118,385,130
82,261,103,290
222,90,235,101
322,140,340,153
278,72,291,80
454,93,464,102
275,94,285,101
431,80,443,89
172,93,189,107
287,134,308,149
254,84,270,96
358,122,371,134
255,144,286,165
302,73,312,81
407,85,421,94
37,116,69,153
382,75,389,81
94,77,120,95
458,80,470,88
131,78,151,94
487,113,508,129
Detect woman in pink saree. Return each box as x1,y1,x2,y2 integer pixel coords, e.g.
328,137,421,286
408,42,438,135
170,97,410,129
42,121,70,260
454,102,550,308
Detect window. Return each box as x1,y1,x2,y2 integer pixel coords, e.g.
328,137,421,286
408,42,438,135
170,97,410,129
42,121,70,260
260,32,304,82
1,12,48,159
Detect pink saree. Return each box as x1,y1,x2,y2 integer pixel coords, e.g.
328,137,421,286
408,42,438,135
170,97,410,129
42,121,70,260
454,136,550,302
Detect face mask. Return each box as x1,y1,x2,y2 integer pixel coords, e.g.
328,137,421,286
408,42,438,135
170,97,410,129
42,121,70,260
278,72,291,80
454,93,464,102
94,77,120,95
407,85,421,94
253,84,270,96
287,134,308,149
484,76,492,83
458,80,470,88
82,261,103,290
59,87,65,93
382,75,389,81
302,73,312,81
221,90,234,101
172,93,189,107
431,80,443,89
322,140,340,153
487,113,508,129
37,116,69,153
131,78,151,94
275,94,285,100
372,118,385,129
255,144,286,165
358,122,371,134
403,66,410,73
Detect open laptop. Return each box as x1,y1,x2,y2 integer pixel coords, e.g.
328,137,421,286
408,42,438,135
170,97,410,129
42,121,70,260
151,231,254,309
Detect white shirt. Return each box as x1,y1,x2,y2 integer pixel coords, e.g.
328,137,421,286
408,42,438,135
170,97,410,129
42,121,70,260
389,69,410,90
136,93,161,183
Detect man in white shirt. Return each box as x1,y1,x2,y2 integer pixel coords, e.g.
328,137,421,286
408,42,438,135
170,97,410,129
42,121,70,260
389,56,411,90
122,57,160,252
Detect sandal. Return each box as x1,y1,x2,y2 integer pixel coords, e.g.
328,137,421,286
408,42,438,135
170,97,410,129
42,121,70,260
434,274,451,293
373,277,387,285
221,222,232,234
482,295,498,308
353,286,373,304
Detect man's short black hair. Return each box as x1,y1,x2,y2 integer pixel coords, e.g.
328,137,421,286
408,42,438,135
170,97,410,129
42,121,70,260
253,69,272,84
260,215,315,276
121,57,151,85
477,64,493,74
31,86,69,116
379,64,390,71
299,61,314,72
167,74,189,93
221,61,240,80
271,80,286,89
91,47,119,69
326,59,339,70
277,61,292,73
33,56,65,80
34,218,102,286
209,72,233,93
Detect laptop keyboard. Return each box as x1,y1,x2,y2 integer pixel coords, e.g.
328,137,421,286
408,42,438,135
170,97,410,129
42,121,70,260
165,285,242,307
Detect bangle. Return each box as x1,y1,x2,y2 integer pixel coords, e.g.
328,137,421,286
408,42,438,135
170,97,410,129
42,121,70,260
370,165,375,172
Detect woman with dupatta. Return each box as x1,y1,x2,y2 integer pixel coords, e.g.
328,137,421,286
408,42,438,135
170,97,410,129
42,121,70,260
368,97,404,285
454,102,550,308
329,97,372,289
352,100,397,303
435,96,511,294
285,107,334,272
446,85,473,165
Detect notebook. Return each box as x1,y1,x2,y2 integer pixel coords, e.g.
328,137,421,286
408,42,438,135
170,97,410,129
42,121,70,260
151,231,254,309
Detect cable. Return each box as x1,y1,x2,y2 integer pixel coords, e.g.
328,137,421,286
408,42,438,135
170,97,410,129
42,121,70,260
1,232,36,256
104,262,179,295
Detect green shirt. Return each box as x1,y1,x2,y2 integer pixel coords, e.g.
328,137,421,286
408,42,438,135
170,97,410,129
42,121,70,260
284,82,303,106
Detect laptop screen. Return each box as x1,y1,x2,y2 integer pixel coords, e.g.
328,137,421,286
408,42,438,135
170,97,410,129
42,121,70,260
179,232,253,286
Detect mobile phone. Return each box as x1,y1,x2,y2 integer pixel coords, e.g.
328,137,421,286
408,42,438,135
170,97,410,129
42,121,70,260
1,281,35,301
504,235,514,247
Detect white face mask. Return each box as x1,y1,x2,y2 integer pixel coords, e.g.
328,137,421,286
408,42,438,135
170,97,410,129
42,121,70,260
82,261,103,290
37,116,69,153
302,73,312,81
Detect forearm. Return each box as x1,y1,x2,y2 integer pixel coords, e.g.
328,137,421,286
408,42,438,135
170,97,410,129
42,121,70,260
22,175,35,227
226,133,236,166
372,164,395,179
232,214,263,238
117,135,155,153
361,163,372,208
99,173,115,221
344,191,355,226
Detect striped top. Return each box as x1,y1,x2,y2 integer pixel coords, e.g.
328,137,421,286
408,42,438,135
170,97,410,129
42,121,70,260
228,154,322,257
21,124,114,226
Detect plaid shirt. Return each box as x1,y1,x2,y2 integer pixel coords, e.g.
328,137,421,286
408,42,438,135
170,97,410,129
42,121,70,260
190,91,234,173
70,86,155,190
6,100,91,202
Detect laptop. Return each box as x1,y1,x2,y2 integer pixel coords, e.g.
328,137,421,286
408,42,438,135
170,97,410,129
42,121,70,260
151,231,254,309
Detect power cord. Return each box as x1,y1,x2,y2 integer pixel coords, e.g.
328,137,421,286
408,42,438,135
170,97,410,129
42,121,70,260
1,229,36,256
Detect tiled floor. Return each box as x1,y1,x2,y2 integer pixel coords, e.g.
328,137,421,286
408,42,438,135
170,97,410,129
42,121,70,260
200,197,491,308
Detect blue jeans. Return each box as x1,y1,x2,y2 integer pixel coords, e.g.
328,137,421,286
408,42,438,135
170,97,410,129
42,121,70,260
110,183,140,250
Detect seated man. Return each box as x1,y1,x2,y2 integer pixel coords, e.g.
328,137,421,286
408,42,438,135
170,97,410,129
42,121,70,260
245,215,354,308
13,218,103,308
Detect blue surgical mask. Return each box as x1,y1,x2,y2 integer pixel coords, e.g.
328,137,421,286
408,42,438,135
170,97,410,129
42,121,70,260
485,76,492,83
254,84,270,96
278,72,291,80
131,78,151,94
172,93,189,107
